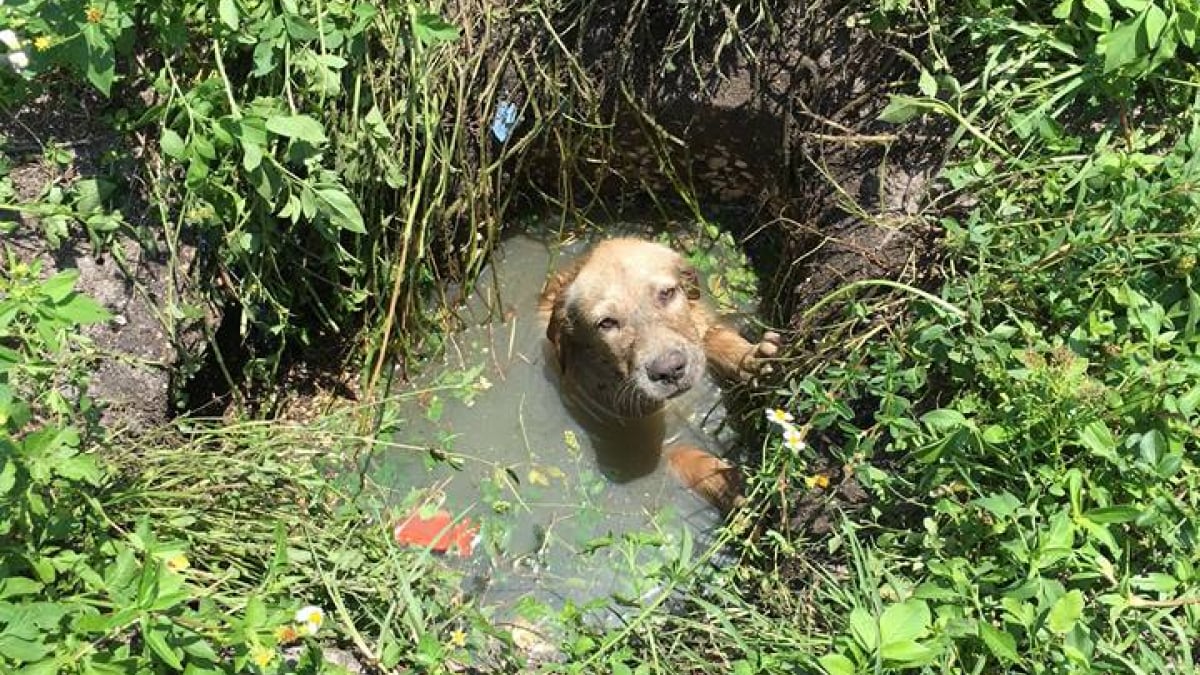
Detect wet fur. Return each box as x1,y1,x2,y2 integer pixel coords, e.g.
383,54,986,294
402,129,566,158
539,238,777,510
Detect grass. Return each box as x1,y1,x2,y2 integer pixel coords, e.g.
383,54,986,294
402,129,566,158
3,0,1200,672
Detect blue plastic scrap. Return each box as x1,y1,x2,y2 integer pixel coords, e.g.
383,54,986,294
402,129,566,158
491,99,519,143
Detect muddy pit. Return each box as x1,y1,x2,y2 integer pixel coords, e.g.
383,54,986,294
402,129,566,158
362,227,765,626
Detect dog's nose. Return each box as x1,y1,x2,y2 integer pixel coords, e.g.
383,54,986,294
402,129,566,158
647,349,688,384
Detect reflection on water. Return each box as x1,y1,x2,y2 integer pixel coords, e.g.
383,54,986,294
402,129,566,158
369,233,742,624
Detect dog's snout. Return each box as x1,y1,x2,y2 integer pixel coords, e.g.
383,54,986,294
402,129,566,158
646,349,688,384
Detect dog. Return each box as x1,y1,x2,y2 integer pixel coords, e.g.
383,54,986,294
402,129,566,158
539,237,779,511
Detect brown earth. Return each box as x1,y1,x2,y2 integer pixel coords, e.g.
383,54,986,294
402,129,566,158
2,89,198,431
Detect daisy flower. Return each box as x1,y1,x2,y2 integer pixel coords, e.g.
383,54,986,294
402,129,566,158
764,408,794,426
782,426,806,454
294,605,325,636
250,644,274,668
7,51,28,70
0,30,19,51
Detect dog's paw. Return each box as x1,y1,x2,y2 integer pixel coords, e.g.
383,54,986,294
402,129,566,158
737,330,782,378
756,331,782,359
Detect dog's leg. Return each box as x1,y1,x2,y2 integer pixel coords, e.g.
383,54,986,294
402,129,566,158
703,324,781,381
665,445,744,513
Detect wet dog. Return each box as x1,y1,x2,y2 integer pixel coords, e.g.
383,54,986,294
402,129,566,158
539,237,778,511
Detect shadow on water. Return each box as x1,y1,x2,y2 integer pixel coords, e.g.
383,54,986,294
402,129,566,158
364,229,752,626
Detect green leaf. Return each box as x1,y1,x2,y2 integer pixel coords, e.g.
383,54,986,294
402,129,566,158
848,606,878,650
1099,15,1146,72
1082,0,1110,20
241,139,263,172
17,659,59,675
1179,6,1197,48
55,294,111,325
878,96,924,124
974,492,1021,519
316,188,367,234
412,12,460,45
979,621,1020,663
1139,429,1165,465
879,599,930,644
1078,421,1119,463
1083,505,1141,523
142,620,183,670
0,635,50,663
160,129,187,160
0,577,45,598
40,270,80,303
73,178,113,215
82,25,116,96
265,114,327,145
1156,452,1182,478
1048,590,1085,634
219,0,240,30
921,408,968,430
880,639,935,664
1142,3,1167,46
1131,572,1178,594
244,595,266,628
917,69,938,97
57,454,102,484
1053,0,1075,19
818,653,857,675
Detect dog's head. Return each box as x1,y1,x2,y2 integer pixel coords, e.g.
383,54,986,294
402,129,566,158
542,238,705,417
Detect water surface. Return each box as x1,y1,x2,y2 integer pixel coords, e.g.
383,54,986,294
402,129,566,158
371,232,745,623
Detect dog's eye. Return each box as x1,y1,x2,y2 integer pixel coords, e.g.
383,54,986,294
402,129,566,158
596,317,620,331
658,286,678,304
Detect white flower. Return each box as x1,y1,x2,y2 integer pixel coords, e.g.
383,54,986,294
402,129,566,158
294,605,325,635
0,29,19,51
7,50,28,71
782,426,807,454
764,408,794,426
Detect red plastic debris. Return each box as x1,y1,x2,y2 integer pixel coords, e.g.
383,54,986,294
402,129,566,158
392,509,479,557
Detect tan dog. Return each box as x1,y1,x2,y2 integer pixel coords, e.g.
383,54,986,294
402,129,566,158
539,237,778,511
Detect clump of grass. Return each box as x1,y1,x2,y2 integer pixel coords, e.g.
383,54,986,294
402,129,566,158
715,1,1200,673
105,413,520,672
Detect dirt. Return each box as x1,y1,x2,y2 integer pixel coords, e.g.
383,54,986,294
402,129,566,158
2,89,192,431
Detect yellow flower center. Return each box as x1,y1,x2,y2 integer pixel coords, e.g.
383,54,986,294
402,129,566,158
250,646,274,668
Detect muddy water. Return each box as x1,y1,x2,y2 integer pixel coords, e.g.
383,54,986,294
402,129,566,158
370,233,745,624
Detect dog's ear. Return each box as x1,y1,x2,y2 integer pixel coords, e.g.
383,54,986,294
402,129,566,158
680,263,701,301
546,293,569,371
540,258,583,371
